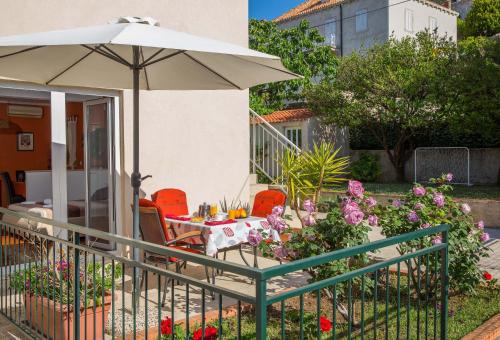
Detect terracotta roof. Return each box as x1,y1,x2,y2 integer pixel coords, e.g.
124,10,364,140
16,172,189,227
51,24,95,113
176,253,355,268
253,108,314,124
274,0,344,23
274,0,457,23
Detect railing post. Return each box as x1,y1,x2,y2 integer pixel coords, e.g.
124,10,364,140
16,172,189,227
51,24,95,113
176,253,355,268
255,274,267,340
73,231,80,340
440,228,449,340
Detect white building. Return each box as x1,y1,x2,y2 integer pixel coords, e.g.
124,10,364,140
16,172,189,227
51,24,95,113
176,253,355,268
275,0,458,56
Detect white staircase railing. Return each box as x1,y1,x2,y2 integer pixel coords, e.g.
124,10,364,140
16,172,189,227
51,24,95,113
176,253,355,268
250,108,301,184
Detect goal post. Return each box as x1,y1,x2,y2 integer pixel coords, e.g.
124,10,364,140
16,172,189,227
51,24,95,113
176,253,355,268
414,147,471,186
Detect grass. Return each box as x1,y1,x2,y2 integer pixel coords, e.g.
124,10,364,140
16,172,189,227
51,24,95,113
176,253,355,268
180,285,500,339
328,182,500,200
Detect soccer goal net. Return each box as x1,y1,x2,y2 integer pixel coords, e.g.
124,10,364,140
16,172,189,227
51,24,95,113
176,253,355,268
414,147,470,185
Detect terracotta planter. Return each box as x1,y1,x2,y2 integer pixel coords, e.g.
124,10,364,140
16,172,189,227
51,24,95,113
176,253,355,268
24,292,112,340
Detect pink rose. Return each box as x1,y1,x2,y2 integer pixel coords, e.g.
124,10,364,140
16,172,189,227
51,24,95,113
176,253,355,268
476,220,485,229
368,214,378,227
342,201,359,215
433,193,445,208
421,223,431,229
247,229,263,246
302,200,315,214
460,203,471,214
446,173,453,182
273,246,288,259
413,186,426,197
345,210,364,225
480,232,490,242
365,197,377,208
392,199,402,208
272,205,284,216
302,214,316,227
347,180,365,198
432,236,442,245
414,203,425,210
407,210,420,223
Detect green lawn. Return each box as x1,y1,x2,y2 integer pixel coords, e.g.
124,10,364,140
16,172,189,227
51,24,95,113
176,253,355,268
176,286,500,339
329,183,500,200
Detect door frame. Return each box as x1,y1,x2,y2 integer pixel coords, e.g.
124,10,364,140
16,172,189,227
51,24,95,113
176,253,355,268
83,98,116,250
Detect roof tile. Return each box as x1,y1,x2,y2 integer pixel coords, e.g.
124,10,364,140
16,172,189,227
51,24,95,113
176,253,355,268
252,108,314,124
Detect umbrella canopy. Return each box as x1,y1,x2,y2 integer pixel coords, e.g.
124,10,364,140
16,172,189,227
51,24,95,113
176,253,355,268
0,18,299,90
0,18,299,273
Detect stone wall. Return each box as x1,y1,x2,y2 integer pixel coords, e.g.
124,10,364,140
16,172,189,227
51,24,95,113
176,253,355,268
351,148,500,184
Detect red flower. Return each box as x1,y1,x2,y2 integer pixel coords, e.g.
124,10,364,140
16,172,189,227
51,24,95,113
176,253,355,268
161,317,172,335
483,272,493,281
193,325,218,340
320,316,332,332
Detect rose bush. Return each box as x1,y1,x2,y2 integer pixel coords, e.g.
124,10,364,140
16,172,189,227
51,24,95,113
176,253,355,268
376,174,491,294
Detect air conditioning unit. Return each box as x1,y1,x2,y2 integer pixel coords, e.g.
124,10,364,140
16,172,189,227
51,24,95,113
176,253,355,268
7,105,43,118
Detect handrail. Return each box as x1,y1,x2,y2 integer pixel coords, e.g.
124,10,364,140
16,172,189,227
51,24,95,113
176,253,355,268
0,207,261,278
259,224,450,279
250,108,301,152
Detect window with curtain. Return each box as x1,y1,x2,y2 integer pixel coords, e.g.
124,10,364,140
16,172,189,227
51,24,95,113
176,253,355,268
324,20,336,46
429,16,438,32
405,9,414,32
355,9,368,32
285,127,302,148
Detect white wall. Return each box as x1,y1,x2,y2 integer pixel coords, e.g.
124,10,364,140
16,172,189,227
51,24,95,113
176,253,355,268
1,0,250,237
388,0,457,40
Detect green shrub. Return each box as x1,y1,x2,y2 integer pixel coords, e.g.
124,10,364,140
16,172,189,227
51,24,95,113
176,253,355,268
350,152,381,182
376,174,491,294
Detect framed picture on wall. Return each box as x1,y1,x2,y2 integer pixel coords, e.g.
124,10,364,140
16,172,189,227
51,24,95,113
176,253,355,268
15,170,25,183
17,132,34,151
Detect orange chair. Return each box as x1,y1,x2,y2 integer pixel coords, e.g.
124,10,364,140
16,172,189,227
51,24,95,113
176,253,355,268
251,189,287,217
151,188,189,216
137,199,209,306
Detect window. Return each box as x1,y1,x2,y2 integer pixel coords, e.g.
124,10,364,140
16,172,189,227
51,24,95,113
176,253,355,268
405,9,414,32
324,20,336,46
355,9,368,32
285,127,302,148
429,16,437,32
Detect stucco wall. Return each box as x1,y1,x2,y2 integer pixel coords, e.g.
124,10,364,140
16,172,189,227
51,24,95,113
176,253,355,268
388,0,457,40
1,0,250,237
351,148,500,184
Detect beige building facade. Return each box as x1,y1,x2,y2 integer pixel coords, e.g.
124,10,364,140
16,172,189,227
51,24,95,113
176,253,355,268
0,0,250,239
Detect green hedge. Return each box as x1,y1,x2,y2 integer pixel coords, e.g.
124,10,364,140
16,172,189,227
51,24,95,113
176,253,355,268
349,123,500,150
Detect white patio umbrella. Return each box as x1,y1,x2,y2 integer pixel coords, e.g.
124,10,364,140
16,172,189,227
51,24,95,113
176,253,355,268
0,17,300,251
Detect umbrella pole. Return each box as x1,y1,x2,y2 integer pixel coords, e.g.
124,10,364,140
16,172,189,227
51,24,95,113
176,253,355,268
132,46,141,313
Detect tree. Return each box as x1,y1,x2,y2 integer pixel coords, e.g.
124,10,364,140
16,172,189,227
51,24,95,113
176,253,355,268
449,36,500,143
249,19,338,114
305,32,457,182
462,0,500,38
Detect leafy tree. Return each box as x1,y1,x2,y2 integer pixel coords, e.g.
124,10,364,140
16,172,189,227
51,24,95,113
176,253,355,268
305,32,457,182
249,19,338,114
448,37,500,143
462,0,500,37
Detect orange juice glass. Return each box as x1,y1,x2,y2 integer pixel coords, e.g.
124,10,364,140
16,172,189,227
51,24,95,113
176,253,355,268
210,204,218,217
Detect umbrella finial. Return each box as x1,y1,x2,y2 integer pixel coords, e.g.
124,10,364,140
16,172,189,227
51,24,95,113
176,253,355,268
109,16,160,26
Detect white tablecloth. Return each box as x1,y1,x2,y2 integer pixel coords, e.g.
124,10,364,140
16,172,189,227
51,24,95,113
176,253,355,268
4,203,54,236
165,216,280,256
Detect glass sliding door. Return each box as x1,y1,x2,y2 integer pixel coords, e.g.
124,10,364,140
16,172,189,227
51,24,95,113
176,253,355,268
84,98,115,249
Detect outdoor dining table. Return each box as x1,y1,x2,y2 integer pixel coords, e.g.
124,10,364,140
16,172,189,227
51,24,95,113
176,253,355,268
165,216,280,261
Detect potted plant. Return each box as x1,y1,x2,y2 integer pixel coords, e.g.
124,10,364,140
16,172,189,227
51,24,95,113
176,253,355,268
11,252,121,340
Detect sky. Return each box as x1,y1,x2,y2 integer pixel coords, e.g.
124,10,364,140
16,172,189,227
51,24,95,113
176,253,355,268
249,0,305,20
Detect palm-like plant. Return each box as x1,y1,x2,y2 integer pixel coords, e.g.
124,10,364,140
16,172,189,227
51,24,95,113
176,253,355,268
279,142,349,226
301,142,349,205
